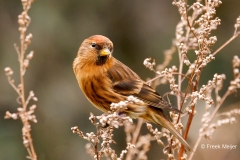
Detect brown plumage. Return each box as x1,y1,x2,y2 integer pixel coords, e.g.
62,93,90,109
73,35,191,151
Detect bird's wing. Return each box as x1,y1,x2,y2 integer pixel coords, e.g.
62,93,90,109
107,59,143,95
107,59,180,112
135,83,180,112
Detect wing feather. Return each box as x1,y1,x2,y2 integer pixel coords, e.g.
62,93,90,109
107,59,180,113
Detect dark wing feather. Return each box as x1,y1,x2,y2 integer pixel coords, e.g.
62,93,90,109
135,83,181,113
108,59,180,113
107,59,142,95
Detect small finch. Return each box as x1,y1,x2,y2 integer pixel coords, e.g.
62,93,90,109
73,35,191,151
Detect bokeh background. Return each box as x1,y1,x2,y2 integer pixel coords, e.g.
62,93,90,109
0,0,240,160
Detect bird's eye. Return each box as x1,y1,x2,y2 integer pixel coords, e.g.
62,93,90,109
91,42,96,48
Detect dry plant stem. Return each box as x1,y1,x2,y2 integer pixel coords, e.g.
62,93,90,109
94,142,99,160
208,75,240,124
6,75,21,96
147,72,192,87
20,41,26,109
5,0,37,159
178,56,203,158
178,108,195,160
177,0,201,156
20,49,37,157
19,17,37,160
178,0,200,112
177,84,193,160
178,0,222,155
185,9,197,41
178,61,203,158
212,32,240,56
185,0,200,44
132,119,144,144
182,32,239,159
125,119,143,160
188,88,234,160
178,87,196,157
177,49,184,110
172,49,184,156
24,121,36,160
146,74,165,84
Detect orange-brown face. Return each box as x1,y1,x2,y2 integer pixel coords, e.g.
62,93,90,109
77,35,114,66
73,35,116,92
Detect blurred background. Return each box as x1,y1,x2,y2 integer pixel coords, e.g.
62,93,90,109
0,0,240,160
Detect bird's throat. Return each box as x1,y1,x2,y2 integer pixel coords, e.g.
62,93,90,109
95,56,109,66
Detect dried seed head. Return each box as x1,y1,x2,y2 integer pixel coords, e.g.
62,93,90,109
26,51,34,60
25,33,33,45
4,67,13,76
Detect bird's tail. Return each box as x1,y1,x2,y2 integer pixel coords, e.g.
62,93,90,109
149,108,192,152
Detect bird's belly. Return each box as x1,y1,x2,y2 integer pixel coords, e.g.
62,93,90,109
81,87,110,112
125,104,148,119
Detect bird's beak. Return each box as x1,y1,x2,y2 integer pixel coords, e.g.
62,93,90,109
99,48,111,57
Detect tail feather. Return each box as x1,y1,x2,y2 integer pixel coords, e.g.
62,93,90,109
151,110,192,152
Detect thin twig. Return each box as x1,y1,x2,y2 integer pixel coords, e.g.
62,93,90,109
188,88,233,160
125,119,143,160
213,33,240,56
5,1,37,159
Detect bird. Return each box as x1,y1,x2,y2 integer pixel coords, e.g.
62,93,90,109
73,35,191,151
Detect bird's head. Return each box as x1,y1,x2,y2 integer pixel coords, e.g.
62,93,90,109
77,35,114,66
